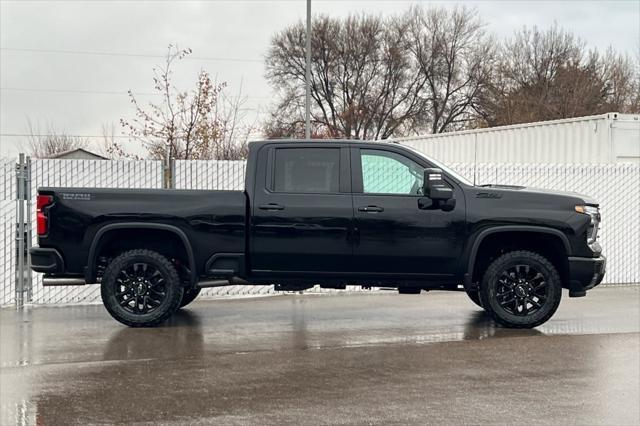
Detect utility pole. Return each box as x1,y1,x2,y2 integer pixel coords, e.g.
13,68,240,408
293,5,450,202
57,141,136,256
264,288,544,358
305,0,311,139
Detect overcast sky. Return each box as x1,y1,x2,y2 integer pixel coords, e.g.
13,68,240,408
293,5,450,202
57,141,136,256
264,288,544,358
1,0,638,158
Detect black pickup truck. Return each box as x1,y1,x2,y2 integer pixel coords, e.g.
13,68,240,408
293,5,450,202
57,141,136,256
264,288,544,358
30,140,606,328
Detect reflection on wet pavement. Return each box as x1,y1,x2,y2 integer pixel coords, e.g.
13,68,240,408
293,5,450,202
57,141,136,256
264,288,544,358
1,286,639,425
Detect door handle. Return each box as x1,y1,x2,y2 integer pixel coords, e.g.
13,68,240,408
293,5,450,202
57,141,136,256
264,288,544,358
358,205,384,213
258,203,285,211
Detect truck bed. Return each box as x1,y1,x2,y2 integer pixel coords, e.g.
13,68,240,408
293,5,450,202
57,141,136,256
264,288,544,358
37,187,247,276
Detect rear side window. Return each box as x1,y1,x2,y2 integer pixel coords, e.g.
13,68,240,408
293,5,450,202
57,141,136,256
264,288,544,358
273,148,340,193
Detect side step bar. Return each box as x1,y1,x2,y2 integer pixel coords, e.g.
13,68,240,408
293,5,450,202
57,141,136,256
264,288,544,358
196,277,251,288
43,277,249,287
43,278,86,286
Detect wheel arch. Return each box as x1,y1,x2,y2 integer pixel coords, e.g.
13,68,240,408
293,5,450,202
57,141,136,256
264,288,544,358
86,223,197,285
465,226,571,287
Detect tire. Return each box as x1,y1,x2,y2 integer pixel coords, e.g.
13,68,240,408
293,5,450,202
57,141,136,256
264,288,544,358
179,287,201,308
465,289,483,308
478,250,562,328
101,249,184,327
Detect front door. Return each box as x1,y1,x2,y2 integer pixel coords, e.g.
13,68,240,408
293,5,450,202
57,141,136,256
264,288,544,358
351,146,466,279
251,145,354,275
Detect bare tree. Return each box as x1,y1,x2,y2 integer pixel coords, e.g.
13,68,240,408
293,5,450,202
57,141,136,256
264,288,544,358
406,5,496,133
211,79,255,160
265,13,429,140
265,7,494,138
599,48,640,113
477,24,639,126
120,45,251,160
98,123,142,160
24,118,89,158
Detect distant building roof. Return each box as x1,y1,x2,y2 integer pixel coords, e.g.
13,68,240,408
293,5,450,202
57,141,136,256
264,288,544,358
51,148,108,160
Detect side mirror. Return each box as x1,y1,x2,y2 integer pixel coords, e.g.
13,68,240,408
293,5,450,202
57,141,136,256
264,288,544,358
423,168,453,201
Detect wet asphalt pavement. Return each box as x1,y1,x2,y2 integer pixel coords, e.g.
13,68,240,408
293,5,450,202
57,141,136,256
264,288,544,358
1,286,639,425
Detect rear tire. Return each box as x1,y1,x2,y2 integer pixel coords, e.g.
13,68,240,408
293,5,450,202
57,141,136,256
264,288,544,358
101,249,183,327
479,250,562,328
179,288,201,308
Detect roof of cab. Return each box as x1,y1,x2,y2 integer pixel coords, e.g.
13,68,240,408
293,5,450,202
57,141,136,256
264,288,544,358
248,139,400,148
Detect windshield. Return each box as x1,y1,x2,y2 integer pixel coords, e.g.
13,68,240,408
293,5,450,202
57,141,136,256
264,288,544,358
403,145,474,186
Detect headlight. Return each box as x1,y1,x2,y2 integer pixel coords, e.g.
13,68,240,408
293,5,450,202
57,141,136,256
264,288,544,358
575,205,600,245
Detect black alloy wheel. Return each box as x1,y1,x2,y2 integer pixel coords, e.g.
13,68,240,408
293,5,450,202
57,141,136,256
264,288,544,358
479,250,562,328
115,262,167,315
101,249,183,327
495,264,549,316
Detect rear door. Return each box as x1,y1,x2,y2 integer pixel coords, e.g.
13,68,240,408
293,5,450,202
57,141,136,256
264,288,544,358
250,144,354,275
351,145,466,278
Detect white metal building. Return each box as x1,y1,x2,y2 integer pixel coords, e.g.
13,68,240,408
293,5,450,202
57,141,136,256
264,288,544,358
51,148,107,160
396,113,640,164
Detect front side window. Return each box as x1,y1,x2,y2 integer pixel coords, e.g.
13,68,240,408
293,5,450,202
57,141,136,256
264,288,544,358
273,148,340,193
360,149,424,195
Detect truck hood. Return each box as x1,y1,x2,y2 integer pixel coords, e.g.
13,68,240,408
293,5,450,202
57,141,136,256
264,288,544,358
478,184,599,206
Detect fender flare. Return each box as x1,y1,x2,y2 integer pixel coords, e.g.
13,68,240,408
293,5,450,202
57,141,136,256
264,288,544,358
85,222,196,285
465,225,571,281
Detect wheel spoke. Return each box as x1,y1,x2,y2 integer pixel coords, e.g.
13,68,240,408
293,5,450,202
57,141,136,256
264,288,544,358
142,263,150,280
528,298,542,309
149,278,164,288
148,286,165,296
146,296,162,307
499,295,515,306
531,285,547,298
532,280,546,290
496,289,512,298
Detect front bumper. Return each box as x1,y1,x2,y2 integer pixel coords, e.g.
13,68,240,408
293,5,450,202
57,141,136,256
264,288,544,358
567,255,606,297
29,247,64,273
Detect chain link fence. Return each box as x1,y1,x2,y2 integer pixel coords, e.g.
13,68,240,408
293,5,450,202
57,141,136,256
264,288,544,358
1,156,638,306
174,159,246,190
0,159,18,306
450,163,640,284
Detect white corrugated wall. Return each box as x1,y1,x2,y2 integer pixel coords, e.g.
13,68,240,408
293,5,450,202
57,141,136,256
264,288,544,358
397,113,639,164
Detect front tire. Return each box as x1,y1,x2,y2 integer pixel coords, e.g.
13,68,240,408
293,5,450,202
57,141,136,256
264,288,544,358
101,249,183,327
479,250,562,328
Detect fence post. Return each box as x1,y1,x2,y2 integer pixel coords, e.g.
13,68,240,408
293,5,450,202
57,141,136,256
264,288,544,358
15,154,26,308
170,157,175,189
163,142,173,189
25,156,33,302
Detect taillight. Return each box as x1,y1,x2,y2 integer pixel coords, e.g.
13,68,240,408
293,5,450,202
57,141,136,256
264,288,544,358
37,195,53,236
